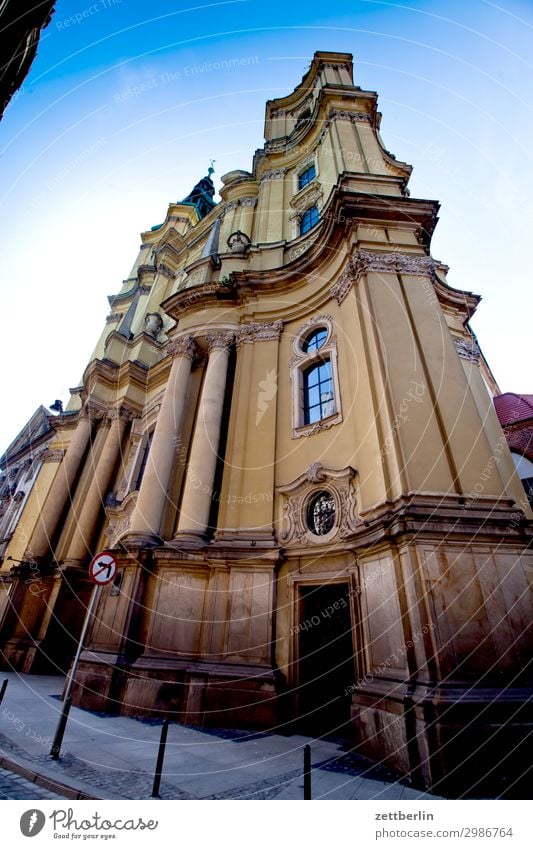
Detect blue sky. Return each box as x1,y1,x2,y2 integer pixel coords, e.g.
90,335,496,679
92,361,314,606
1,0,532,451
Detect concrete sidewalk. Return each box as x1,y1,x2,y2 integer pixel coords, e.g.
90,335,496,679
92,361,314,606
0,672,443,801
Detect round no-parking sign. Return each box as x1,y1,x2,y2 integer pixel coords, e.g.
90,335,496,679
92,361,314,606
88,551,118,585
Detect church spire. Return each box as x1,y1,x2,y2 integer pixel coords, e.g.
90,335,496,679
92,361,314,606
180,162,217,219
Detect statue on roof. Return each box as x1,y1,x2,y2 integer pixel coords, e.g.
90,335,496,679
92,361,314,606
181,162,217,219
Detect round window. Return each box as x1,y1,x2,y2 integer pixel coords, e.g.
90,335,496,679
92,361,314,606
302,327,328,353
307,490,336,536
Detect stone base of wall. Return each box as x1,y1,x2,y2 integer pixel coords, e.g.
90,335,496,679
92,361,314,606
351,679,533,797
71,655,279,729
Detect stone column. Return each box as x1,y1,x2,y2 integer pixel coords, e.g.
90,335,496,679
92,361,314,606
125,335,197,546
65,406,133,562
27,405,99,561
175,331,234,543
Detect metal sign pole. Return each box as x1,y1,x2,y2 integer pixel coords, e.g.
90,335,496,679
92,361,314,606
64,584,100,703
50,584,100,759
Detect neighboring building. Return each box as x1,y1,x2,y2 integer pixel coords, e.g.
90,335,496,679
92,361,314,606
494,393,533,508
0,1,56,120
1,52,532,795
0,407,54,562
0,406,54,632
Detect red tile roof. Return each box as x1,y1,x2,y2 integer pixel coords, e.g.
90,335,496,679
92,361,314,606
493,393,533,427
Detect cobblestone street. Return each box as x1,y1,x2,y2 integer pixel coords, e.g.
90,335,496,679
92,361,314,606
0,765,64,800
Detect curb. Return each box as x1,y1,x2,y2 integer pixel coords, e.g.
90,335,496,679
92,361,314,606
0,751,128,801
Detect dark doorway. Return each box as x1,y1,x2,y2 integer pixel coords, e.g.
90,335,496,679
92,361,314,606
34,580,92,674
297,583,354,736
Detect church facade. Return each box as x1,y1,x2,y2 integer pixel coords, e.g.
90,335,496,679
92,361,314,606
1,52,532,794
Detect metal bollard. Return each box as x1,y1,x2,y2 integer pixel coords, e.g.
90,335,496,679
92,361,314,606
0,679,7,706
304,743,312,800
49,696,72,760
151,719,169,798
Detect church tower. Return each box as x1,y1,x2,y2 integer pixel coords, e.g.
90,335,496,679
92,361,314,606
1,52,531,794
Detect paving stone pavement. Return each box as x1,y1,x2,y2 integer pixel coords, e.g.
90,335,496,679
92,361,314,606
0,672,444,801
0,765,65,800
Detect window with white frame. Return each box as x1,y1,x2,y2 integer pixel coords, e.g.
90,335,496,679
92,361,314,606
290,316,342,437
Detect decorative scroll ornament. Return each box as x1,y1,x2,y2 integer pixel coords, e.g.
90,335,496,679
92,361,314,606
330,251,439,304
453,336,481,363
305,462,327,483
104,514,131,548
167,335,198,360
237,320,283,344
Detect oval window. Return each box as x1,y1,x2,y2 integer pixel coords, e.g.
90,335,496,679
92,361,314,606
307,490,336,535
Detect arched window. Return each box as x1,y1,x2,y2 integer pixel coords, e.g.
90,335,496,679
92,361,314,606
300,205,319,235
290,316,343,437
133,431,153,491
298,164,316,191
303,327,327,353
303,360,334,424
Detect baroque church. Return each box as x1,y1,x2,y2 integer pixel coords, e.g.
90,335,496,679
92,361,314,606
1,52,532,794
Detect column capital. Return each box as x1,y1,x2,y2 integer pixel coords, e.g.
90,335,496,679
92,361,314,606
107,403,139,424
206,331,235,352
79,402,107,423
167,334,198,360
237,320,283,345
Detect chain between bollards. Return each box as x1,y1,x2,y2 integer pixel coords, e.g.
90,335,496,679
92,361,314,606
304,743,312,800
49,696,72,760
0,679,7,706
151,718,169,798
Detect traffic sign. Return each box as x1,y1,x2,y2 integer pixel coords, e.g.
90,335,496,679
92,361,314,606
88,551,117,585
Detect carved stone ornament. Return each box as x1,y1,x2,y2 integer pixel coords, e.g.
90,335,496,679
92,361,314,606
278,465,358,545
289,183,323,218
227,230,251,254
453,336,481,363
42,448,65,464
328,108,372,124
330,251,439,304
260,167,287,182
80,402,107,423
305,462,327,483
157,262,175,279
104,514,131,548
106,312,121,323
145,312,164,338
237,320,283,345
107,404,138,424
167,335,198,360
206,331,235,352
287,239,316,262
